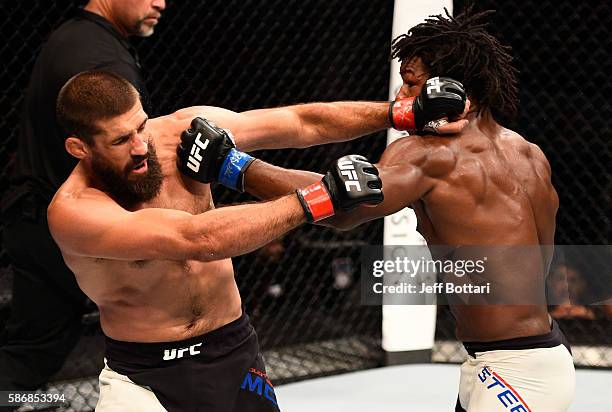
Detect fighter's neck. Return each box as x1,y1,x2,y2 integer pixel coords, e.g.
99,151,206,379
464,110,500,135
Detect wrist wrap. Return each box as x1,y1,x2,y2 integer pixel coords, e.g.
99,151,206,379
218,148,255,192
389,97,417,131
296,182,335,223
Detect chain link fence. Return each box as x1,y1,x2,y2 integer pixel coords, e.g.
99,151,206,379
0,0,610,410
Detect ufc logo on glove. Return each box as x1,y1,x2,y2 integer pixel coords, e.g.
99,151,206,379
426,77,442,94
338,160,362,192
187,132,210,173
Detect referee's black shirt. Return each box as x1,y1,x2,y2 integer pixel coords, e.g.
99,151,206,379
7,9,151,207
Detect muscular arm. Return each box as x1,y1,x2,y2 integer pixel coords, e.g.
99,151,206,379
171,79,468,152
244,137,449,229
48,192,305,262
244,160,322,199
173,102,390,152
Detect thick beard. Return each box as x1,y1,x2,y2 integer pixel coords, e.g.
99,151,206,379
91,141,163,208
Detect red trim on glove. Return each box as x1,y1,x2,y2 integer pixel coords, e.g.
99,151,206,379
391,97,416,131
298,182,335,222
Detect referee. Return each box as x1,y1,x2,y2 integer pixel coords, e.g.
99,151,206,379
0,0,165,396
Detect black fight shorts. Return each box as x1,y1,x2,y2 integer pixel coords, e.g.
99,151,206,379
97,314,280,412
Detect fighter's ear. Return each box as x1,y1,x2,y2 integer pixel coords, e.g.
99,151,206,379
65,136,89,159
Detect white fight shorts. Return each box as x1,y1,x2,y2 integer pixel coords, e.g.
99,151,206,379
455,320,575,412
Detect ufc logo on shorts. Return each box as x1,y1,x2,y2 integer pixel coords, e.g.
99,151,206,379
338,160,362,192
426,77,441,94
163,342,203,360
187,132,209,173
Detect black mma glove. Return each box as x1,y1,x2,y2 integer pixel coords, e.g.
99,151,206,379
389,76,466,134
176,117,255,191
296,155,383,223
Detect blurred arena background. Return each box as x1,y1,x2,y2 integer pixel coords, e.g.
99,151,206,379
0,0,610,410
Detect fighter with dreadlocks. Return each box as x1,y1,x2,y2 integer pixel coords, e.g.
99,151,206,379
238,6,576,411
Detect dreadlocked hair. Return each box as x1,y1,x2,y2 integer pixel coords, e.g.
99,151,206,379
391,6,519,120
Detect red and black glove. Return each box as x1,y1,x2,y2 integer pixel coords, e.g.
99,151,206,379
390,76,466,134
296,155,383,223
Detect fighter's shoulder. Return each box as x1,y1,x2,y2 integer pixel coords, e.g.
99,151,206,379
49,182,117,223
382,136,457,177
148,107,240,149
170,105,240,128
148,110,218,144
500,129,551,171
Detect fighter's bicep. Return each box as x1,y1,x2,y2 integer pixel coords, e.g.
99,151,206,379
334,163,433,229
172,106,297,151
49,201,192,261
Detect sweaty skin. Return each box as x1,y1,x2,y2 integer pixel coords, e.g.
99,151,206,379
50,104,306,342
244,59,558,342
50,96,461,343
